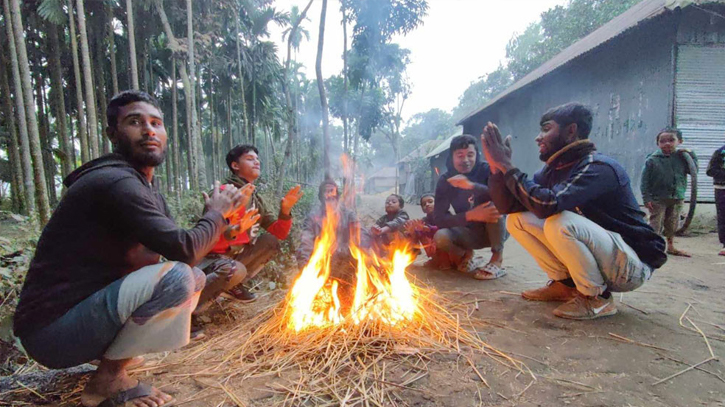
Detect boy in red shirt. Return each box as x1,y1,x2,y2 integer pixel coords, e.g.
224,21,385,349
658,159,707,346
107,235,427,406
196,145,303,308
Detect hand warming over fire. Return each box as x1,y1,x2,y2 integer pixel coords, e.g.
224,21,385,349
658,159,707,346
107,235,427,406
465,201,502,223
447,174,475,190
204,181,252,218
371,225,390,236
225,208,261,240
481,122,514,174
281,185,304,216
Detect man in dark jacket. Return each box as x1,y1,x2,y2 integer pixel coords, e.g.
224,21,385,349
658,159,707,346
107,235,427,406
433,135,507,280
707,143,725,256
13,91,246,407
482,102,667,320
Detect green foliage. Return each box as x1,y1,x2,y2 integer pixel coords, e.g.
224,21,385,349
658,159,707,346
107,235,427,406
37,0,66,25
454,0,641,121
506,0,642,81
452,65,514,121
401,108,455,155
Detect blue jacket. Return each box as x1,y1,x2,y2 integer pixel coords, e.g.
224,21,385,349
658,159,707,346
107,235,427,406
433,146,493,229
489,140,667,270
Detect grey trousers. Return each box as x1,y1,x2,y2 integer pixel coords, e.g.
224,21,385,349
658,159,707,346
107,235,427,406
20,262,204,369
197,233,281,306
433,216,508,259
507,211,652,296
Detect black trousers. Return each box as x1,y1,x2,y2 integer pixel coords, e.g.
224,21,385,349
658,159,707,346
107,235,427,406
716,189,725,246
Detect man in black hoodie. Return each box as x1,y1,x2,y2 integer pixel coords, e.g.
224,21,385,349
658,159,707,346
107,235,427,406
483,103,667,320
433,135,507,280
13,91,247,407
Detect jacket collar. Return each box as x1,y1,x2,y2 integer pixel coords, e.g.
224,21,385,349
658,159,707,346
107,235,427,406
545,139,597,169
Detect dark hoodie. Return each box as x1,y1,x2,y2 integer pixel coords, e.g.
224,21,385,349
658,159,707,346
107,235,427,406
433,145,493,229
489,140,667,270
13,154,225,338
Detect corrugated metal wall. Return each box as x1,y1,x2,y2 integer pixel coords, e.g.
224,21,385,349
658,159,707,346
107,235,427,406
462,16,677,202
675,45,725,202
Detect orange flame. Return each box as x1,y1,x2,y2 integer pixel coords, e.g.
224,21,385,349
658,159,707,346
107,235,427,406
286,194,418,332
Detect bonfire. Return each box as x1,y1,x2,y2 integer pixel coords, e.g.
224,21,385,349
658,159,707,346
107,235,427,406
181,179,534,405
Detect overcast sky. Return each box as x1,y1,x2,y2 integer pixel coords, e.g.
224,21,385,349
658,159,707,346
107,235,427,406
269,0,567,123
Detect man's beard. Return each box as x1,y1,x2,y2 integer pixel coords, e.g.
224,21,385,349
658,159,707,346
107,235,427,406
538,133,569,162
115,137,166,167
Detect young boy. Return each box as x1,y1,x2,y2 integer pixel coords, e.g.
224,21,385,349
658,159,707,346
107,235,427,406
706,143,725,256
371,194,410,253
406,193,451,269
640,128,698,257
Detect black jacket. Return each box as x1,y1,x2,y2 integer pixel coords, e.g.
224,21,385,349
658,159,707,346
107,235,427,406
433,146,493,229
489,140,667,270
707,145,725,187
14,154,225,338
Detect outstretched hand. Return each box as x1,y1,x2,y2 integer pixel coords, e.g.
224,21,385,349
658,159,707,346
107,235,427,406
481,122,514,174
447,174,475,190
465,201,501,223
204,181,249,218
281,185,304,216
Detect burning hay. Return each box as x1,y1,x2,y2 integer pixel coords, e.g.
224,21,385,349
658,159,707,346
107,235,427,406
174,205,535,405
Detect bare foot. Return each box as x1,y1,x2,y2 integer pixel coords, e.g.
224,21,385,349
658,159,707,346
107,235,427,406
719,248,725,257
667,248,691,257
80,359,173,407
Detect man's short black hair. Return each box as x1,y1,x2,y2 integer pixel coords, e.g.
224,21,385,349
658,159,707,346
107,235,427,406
318,177,339,202
226,144,259,170
449,134,477,152
107,90,162,129
540,102,593,139
420,193,434,205
389,193,404,208
656,127,683,143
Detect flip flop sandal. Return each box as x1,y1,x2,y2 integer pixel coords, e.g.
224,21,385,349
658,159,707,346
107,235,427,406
97,381,172,407
473,263,507,280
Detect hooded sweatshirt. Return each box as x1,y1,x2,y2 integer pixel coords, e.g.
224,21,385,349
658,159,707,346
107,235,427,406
14,154,226,338
489,140,667,270
433,145,493,229
706,145,725,187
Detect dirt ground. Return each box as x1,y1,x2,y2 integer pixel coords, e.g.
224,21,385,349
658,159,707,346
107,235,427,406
4,194,725,406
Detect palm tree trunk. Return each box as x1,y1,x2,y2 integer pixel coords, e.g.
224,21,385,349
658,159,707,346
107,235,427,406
35,69,57,206
316,0,331,177
153,0,199,189
67,0,89,163
4,0,34,214
234,12,248,143
171,58,181,198
187,0,206,188
49,24,72,177
76,0,99,159
0,32,25,213
126,0,139,90
8,0,50,224
92,18,110,154
107,2,119,96
342,3,349,155
277,0,313,195
209,68,216,181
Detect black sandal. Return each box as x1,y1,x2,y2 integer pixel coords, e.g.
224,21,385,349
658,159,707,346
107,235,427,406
97,381,171,407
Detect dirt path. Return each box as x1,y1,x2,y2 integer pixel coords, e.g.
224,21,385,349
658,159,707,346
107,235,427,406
5,195,724,406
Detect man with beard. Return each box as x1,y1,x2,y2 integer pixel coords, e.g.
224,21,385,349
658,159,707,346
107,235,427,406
13,91,248,407
433,135,507,280
482,102,667,320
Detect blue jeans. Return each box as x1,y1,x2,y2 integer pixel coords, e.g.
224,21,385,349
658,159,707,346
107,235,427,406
20,262,204,369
